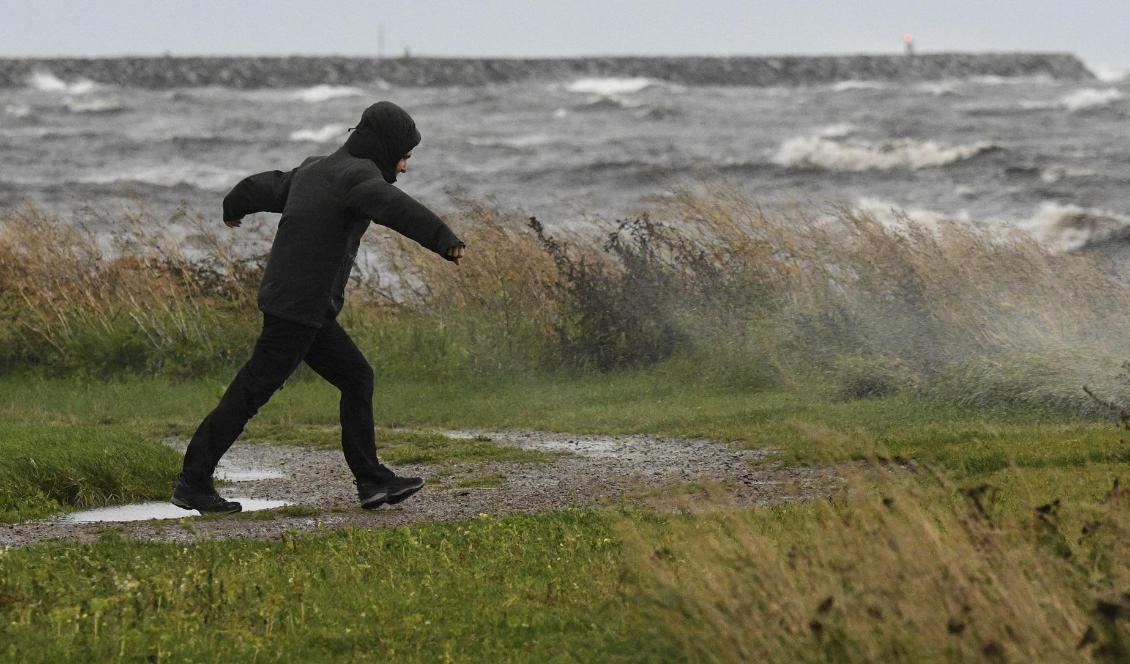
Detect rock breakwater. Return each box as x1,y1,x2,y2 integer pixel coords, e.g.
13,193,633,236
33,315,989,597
0,52,1095,89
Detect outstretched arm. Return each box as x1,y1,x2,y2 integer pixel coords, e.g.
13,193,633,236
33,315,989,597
346,178,465,261
222,168,297,227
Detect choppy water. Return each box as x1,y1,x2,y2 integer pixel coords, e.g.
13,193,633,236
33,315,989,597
3,63,1130,251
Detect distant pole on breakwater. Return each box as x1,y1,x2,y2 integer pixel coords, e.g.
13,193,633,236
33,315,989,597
904,34,915,56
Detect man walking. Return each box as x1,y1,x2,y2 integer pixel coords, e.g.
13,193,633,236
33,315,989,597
172,101,465,514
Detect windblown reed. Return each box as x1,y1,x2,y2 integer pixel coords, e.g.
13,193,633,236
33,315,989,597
2,184,1127,411
618,467,1130,662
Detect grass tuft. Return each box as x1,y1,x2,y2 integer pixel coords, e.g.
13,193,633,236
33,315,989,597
0,424,179,523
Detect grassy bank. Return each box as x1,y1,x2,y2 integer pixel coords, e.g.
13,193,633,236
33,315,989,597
0,511,661,662
0,423,179,522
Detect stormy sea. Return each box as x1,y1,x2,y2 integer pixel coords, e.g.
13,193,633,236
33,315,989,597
1,53,1128,257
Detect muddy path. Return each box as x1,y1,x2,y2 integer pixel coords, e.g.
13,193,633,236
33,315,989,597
1,430,830,549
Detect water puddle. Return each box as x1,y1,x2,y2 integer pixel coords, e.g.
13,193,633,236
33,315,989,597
216,467,286,482
59,498,290,523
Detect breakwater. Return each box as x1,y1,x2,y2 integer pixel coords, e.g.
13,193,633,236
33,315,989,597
0,53,1095,88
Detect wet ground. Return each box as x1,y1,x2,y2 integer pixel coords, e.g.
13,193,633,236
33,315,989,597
1,429,831,548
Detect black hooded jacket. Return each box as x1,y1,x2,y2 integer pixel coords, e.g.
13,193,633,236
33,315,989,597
221,102,464,328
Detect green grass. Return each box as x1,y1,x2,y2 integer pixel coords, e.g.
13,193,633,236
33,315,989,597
0,369,1114,471
0,423,179,523
0,510,674,662
453,472,509,489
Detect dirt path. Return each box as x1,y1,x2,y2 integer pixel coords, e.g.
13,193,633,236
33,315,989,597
1,430,830,549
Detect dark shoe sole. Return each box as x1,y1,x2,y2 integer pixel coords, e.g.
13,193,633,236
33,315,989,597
171,495,243,514
360,480,424,510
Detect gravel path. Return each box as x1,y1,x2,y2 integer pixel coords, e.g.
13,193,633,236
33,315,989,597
0,429,830,549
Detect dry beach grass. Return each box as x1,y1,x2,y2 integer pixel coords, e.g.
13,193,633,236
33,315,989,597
2,183,1128,411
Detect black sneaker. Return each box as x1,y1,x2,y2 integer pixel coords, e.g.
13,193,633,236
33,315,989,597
171,473,242,514
356,474,425,509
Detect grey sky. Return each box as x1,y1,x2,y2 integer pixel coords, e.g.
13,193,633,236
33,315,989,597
2,0,1127,69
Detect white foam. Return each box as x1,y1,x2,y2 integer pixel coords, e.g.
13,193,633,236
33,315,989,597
565,77,654,95
552,108,569,119
830,80,887,92
855,197,971,229
293,84,364,103
915,81,959,96
817,123,855,138
467,133,553,148
1060,87,1123,111
1019,201,1130,253
80,163,244,191
289,123,348,142
970,74,1053,86
63,96,123,114
28,70,96,94
1088,63,1130,83
771,134,996,171
3,103,30,118
1039,166,1097,184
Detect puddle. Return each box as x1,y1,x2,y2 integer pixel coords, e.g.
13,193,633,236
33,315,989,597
59,499,291,523
216,467,286,482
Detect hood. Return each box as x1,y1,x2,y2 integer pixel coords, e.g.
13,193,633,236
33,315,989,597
343,101,421,184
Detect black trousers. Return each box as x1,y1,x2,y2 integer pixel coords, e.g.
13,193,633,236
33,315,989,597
181,313,388,483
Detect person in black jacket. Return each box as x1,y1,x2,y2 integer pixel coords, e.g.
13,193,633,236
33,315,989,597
172,101,465,514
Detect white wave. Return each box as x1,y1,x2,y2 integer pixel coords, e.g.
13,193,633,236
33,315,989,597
3,103,31,118
1019,201,1130,253
552,108,569,119
565,77,654,95
1060,87,1123,111
915,81,958,96
970,74,1053,86
1017,99,1057,111
854,197,971,229
1039,166,1097,184
63,97,123,114
1088,63,1130,83
288,123,348,142
467,133,553,149
293,85,364,103
28,70,96,94
771,135,996,171
817,123,855,138
79,163,244,191
830,80,887,92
